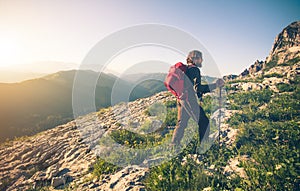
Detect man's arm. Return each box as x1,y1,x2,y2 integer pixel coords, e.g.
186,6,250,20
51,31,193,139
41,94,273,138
189,67,216,98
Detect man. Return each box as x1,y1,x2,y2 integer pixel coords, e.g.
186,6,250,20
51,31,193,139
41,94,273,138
171,50,224,146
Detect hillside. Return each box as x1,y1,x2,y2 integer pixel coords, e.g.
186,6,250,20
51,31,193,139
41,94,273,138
0,21,299,191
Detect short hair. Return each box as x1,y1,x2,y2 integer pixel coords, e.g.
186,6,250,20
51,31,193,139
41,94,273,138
187,50,202,63
188,50,202,58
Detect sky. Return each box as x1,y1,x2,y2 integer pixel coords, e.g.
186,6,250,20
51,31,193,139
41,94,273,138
0,0,299,78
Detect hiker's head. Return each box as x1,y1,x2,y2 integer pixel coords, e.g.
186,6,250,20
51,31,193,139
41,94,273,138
187,50,203,67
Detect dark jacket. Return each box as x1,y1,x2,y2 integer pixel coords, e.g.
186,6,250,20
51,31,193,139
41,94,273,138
185,65,216,99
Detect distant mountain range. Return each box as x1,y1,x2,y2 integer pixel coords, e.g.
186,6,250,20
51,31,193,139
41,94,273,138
0,70,167,142
0,61,79,83
0,70,48,83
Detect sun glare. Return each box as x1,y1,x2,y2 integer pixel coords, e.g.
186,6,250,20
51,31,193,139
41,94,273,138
0,36,22,68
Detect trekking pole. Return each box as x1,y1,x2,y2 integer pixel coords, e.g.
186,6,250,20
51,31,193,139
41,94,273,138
218,86,222,147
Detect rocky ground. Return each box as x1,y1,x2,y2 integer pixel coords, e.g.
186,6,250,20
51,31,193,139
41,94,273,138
0,120,95,190
229,63,300,92
0,92,170,191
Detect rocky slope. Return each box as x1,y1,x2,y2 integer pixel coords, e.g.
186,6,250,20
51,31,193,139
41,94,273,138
0,121,95,190
0,92,164,191
0,90,237,191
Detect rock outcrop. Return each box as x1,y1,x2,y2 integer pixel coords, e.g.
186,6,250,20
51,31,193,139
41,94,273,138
223,74,238,81
227,61,299,92
266,21,300,64
231,21,300,80
240,60,265,78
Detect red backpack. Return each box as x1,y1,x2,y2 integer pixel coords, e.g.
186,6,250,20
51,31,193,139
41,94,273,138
164,62,188,100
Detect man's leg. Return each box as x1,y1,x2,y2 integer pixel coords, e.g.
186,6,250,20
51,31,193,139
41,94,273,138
171,100,189,145
198,106,210,143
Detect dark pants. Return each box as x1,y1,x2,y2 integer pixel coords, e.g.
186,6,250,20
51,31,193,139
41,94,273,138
171,95,210,145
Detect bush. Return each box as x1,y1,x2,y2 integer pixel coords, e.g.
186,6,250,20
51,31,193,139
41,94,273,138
93,158,120,177
264,73,283,78
227,89,272,110
261,94,300,122
264,56,278,71
110,129,159,148
285,56,300,66
165,100,177,108
276,83,295,92
144,157,211,191
144,103,166,117
162,108,177,128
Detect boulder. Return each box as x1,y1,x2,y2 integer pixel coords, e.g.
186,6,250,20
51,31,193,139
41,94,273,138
51,177,65,188
241,82,263,91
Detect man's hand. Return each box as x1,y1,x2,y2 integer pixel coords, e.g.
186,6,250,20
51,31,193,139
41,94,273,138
216,78,225,88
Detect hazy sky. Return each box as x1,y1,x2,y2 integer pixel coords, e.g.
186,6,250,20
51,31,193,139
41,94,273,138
0,0,299,76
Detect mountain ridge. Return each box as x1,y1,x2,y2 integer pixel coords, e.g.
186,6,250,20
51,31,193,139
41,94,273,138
0,70,166,142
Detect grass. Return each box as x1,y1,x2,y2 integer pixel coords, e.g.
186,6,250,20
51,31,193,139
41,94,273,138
144,75,300,190
93,158,120,177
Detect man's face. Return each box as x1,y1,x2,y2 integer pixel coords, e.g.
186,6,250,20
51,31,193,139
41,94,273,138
192,57,203,68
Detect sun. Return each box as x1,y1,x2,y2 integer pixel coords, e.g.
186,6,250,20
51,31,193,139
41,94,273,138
0,36,22,68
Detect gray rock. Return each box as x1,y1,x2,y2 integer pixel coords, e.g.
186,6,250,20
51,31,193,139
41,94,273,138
51,177,65,188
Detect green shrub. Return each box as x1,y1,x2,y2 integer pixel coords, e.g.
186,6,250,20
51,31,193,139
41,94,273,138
264,73,283,78
109,129,159,148
202,94,220,116
144,136,242,190
165,100,177,108
266,60,277,69
225,84,238,91
276,83,295,92
262,94,300,121
285,56,300,66
264,56,278,71
165,108,177,125
145,103,166,117
144,157,211,191
227,89,272,110
93,158,120,177
227,78,263,84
